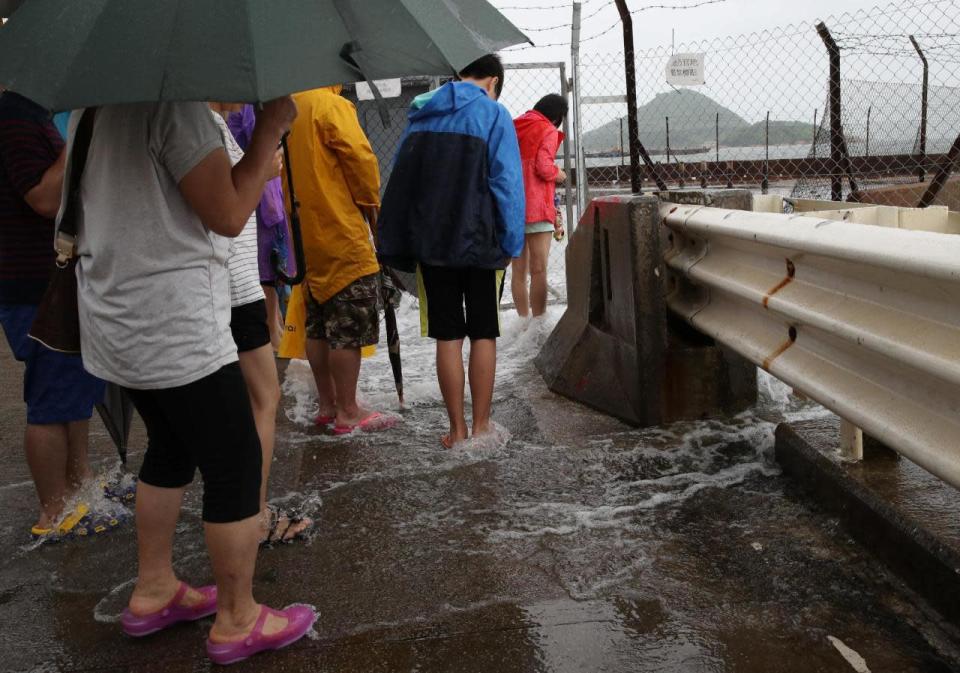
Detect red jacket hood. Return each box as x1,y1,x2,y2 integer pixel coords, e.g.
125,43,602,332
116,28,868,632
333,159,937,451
514,109,565,143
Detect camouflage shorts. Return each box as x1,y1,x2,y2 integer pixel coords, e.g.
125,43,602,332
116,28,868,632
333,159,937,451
305,273,381,349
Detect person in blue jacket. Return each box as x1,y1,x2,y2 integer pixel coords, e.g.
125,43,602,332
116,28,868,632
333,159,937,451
378,54,525,449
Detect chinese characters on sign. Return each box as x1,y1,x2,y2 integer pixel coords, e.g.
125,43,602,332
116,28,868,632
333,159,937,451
356,78,402,101
665,53,705,86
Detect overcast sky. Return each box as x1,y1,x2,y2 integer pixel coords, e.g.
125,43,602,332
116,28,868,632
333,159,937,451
493,0,897,64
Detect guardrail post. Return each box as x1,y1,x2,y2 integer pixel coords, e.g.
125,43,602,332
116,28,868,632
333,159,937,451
840,420,864,461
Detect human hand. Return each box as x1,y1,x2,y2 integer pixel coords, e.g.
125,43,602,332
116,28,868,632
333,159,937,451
256,96,298,137
271,149,284,179
556,168,568,183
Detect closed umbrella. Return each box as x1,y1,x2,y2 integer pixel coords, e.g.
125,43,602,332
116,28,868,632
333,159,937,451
95,383,135,466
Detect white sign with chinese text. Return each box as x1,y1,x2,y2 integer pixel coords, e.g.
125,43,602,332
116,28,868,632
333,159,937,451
356,78,402,101
665,53,705,86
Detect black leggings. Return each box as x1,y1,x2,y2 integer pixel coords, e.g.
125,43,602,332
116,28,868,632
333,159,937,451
126,362,262,524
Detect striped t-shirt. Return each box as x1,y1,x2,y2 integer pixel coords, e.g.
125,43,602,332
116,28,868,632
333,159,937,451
0,92,63,304
212,111,264,308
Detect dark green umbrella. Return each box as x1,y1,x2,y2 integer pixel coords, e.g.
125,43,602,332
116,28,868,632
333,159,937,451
0,0,528,111
0,0,528,285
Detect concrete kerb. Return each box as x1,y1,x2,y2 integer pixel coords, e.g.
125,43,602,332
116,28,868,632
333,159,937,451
776,419,960,627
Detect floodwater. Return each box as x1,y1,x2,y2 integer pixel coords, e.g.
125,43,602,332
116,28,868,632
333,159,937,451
0,296,958,671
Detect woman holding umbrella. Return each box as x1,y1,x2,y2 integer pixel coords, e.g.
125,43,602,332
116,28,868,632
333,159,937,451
70,98,315,663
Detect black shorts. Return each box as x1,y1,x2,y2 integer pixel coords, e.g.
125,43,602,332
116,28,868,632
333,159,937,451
125,363,262,524
231,299,270,353
416,265,505,341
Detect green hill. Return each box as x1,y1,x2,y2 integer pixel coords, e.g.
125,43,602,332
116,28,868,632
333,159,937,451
583,89,812,152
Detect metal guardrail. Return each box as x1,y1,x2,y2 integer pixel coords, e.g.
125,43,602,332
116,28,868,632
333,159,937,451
661,203,960,489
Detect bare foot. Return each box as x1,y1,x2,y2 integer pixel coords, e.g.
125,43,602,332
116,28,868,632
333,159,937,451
471,421,493,437
442,426,468,449
336,405,374,428
209,604,290,643
128,580,207,617
316,405,337,421
259,507,313,544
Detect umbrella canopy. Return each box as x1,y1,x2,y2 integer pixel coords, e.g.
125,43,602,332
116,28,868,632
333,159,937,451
0,0,528,111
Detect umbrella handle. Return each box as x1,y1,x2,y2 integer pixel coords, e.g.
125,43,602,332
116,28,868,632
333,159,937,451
275,134,306,286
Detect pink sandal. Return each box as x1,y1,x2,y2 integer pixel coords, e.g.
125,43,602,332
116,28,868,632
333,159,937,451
206,604,316,665
121,582,217,637
332,411,398,436
314,414,335,427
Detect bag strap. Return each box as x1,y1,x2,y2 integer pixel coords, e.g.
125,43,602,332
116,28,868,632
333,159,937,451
55,108,97,265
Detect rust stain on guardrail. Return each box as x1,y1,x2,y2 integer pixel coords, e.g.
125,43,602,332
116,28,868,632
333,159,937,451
763,259,796,308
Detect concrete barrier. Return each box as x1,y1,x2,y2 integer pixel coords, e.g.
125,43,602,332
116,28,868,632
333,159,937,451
535,190,757,426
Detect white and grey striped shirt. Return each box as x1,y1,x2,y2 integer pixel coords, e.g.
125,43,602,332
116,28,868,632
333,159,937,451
212,111,265,308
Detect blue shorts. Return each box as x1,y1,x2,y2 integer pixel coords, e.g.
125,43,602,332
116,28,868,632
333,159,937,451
0,304,105,425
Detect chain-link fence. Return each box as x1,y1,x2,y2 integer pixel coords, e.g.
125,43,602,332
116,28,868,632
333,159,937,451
576,0,960,209
349,63,574,303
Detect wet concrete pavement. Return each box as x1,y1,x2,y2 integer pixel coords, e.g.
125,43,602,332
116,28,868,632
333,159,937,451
1,305,958,672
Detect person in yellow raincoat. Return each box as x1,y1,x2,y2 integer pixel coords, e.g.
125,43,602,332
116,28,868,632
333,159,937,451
285,86,394,435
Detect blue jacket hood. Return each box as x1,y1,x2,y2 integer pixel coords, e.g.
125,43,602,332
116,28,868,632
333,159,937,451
409,81,488,121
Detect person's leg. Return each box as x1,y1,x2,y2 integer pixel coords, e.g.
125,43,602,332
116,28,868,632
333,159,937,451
11,305,99,529
305,338,337,419
436,339,468,446
325,274,381,428
125,388,205,615
304,289,337,420
127,482,199,614
464,268,505,437
262,285,283,351
468,339,497,436
188,364,291,641
419,265,469,447
24,423,70,529
526,232,554,317
510,240,530,318
328,346,369,426
237,345,280,506
65,419,93,491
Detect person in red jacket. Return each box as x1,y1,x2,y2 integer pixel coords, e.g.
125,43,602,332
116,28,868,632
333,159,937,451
511,94,568,320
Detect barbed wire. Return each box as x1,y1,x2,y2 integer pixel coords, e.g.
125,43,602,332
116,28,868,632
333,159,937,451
504,0,730,49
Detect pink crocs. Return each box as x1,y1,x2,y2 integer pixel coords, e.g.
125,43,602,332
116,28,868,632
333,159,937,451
121,582,217,637
206,604,316,665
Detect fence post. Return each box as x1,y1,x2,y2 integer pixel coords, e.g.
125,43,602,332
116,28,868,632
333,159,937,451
620,117,625,168
762,110,770,194
665,116,671,165
865,105,871,157
918,130,960,208
614,0,642,194
571,2,588,212
816,21,843,202
559,62,576,233
715,113,720,163
910,35,928,183
812,108,818,159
